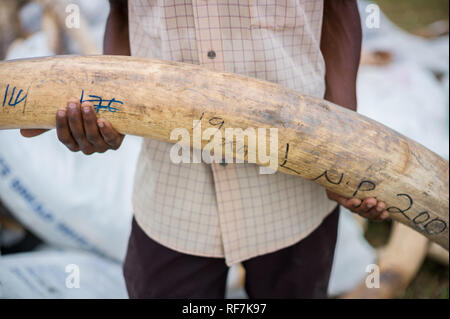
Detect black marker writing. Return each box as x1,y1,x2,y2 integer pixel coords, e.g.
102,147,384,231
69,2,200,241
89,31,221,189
352,180,376,197
387,193,413,220
280,143,301,175
313,170,344,185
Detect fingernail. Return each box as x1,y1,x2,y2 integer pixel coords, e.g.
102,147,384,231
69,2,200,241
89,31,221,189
83,106,91,114
57,110,66,117
98,120,104,128
367,204,374,209
68,102,77,110
376,206,383,212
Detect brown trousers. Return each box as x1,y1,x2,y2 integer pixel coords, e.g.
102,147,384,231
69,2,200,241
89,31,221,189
123,205,339,299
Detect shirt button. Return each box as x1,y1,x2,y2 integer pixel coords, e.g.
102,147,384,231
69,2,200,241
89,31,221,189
207,50,216,59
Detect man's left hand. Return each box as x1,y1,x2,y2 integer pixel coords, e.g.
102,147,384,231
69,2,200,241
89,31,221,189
326,190,389,222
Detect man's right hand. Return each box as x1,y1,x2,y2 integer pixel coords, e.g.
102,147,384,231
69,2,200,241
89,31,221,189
21,98,124,155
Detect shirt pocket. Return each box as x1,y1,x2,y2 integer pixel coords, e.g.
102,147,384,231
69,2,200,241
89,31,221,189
249,0,306,31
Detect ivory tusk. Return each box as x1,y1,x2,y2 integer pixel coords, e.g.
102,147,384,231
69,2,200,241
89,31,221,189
0,55,448,249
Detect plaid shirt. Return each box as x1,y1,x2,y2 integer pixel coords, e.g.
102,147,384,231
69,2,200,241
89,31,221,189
129,0,336,265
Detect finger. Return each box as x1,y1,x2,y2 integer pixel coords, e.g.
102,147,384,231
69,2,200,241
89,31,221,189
380,210,390,220
350,197,376,214
371,202,387,222
346,198,362,210
20,129,49,138
369,210,390,222
81,102,109,151
56,109,79,152
361,197,377,212
98,119,124,150
81,145,96,155
372,210,390,222
359,207,383,221
376,201,386,214
67,99,91,149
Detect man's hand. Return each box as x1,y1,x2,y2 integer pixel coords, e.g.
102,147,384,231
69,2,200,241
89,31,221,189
320,2,385,222
21,99,124,155
326,190,389,222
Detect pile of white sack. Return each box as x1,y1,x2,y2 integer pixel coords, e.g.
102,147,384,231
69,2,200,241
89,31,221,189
0,0,448,298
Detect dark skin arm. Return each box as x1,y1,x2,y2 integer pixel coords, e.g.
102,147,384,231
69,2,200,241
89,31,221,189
21,0,129,153
103,0,131,56
321,0,388,221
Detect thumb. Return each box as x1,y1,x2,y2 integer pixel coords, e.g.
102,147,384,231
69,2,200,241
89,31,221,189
20,129,50,138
